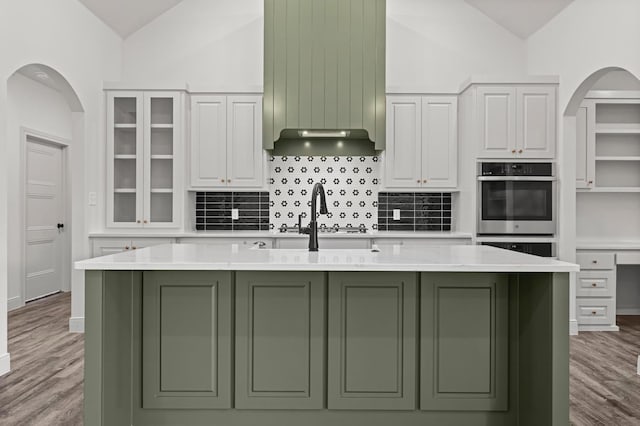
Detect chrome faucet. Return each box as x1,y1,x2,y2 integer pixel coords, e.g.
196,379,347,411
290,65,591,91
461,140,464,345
298,183,329,251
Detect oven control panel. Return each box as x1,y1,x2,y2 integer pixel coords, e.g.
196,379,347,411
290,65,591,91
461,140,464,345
480,162,554,177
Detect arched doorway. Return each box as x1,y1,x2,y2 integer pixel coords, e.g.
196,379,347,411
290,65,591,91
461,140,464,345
5,64,84,314
563,67,640,334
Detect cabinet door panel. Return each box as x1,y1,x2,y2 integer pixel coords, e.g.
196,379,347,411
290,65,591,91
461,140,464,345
385,97,421,187
235,272,325,409
421,273,508,411
142,271,232,409
190,95,227,187
477,87,516,158
576,102,596,188
422,96,458,187
517,86,556,158
227,96,264,187
328,272,416,410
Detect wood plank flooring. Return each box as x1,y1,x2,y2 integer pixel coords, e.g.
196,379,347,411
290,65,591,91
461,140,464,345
0,293,638,425
0,292,83,426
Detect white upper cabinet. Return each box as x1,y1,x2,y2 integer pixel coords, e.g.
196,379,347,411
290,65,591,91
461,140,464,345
190,95,227,187
385,96,422,188
106,91,182,228
385,95,458,189
477,86,516,157
476,85,556,159
190,94,264,188
422,96,458,188
516,86,556,158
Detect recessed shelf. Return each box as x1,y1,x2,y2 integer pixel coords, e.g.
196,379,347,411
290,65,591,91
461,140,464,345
595,156,640,161
596,127,640,135
114,154,137,160
150,188,174,193
150,155,173,160
114,123,137,129
150,124,174,129
114,188,136,193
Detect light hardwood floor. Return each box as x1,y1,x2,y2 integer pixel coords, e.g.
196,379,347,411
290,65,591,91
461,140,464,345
0,292,638,425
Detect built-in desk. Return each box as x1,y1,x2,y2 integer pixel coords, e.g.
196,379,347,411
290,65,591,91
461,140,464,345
576,241,640,331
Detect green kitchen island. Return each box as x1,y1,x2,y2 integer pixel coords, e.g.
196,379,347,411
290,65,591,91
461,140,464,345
75,243,578,426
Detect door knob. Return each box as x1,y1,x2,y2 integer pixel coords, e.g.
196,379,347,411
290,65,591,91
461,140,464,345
57,223,64,230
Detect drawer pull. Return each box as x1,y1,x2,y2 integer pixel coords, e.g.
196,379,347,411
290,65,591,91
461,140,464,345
592,311,597,315
592,283,597,287
592,260,598,264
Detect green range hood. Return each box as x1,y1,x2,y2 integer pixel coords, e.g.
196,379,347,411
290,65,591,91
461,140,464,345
263,0,386,152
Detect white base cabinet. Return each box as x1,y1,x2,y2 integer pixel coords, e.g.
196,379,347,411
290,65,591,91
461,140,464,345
575,251,618,331
92,238,175,257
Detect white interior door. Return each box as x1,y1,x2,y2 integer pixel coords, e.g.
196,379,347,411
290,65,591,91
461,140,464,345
25,138,65,302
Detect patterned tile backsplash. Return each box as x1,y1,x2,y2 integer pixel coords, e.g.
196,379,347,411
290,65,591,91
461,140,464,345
377,192,452,231
195,192,270,231
269,155,381,230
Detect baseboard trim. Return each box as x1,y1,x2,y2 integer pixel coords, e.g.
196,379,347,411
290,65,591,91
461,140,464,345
569,319,579,336
0,352,10,376
69,317,85,333
578,325,620,332
8,296,22,311
617,308,640,315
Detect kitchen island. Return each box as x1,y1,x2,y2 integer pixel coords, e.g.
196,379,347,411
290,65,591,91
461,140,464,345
76,244,578,426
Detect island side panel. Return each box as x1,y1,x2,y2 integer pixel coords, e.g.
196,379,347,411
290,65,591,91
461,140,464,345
85,270,138,426
518,272,569,426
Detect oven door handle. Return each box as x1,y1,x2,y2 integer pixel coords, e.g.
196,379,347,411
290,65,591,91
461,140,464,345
477,176,557,181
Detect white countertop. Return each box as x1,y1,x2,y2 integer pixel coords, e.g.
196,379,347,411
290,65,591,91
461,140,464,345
88,231,473,240
576,240,640,250
75,243,578,273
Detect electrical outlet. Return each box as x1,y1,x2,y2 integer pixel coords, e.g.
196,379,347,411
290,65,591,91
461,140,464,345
393,209,401,221
231,208,239,220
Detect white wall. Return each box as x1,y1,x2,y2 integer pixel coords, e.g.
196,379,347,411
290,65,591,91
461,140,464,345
122,0,527,94
0,0,122,375
6,74,73,311
123,0,263,90
387,0,527,93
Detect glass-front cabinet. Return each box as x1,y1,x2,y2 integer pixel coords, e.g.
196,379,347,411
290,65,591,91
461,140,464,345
107,91,181,228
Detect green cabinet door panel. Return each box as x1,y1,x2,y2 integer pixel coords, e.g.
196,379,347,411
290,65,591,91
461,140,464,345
142,271,232,409
235,271,326,409
328,272,417,410
263,0,386,150
421,273,509,411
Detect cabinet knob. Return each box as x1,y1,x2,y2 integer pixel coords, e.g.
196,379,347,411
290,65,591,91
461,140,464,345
124,246,130,250
518,149,523,154
592,283,597,287
136,220,141,224
143,219,148,224
221,179,225,183
227,178,231,182
591,311,597,315
588,180,593,185
132,246,137,250
423,179,427,183
592,260,597,264
416,179,421,183
511,149,516,154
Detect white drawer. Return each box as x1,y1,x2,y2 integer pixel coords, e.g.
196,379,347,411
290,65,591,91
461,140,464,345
576,252,615,270
577,298,616,326
576,270,616,298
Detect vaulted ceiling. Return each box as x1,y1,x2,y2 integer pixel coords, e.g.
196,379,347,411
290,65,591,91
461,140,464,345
78,0,183,38
78,0,574,40
464,0,575,39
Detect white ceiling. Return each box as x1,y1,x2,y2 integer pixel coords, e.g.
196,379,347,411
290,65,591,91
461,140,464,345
78,0,183,38
464,0,574,39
